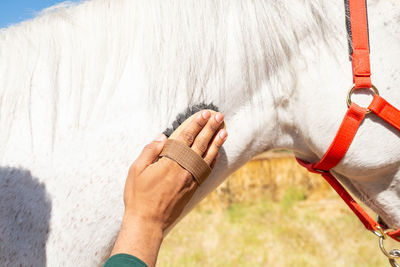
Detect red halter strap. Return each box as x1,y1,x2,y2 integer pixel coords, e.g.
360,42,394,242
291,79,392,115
296,0,400,242
347,0,372,89
368,95,400,132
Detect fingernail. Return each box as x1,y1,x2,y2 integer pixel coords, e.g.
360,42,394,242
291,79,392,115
202,110,211,120
215,113,224,123
219,130,227,140
154,134,166,142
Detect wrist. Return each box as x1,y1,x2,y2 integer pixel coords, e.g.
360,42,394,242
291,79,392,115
110,212,163,267
122,212,164,238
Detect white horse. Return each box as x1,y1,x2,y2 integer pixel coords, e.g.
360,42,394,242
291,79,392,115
0,0,399,265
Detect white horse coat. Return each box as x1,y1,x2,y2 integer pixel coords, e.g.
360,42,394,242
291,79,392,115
0,0,399,265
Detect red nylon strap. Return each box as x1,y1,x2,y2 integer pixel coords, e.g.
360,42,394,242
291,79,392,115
369,94,400,131
295,0,400,243
297,97,400,239
295,103,379,231
321,171,379,231
388,229,400,242
349,0,372,89
296,95,400,239
314,104,367,171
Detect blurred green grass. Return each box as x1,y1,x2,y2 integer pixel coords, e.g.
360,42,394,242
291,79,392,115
157,153,393,267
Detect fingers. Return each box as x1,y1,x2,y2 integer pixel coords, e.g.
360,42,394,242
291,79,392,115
210,152,221,169
176,110,211,146
164,110,227,185
191,113,224,156
131,134,167,174
203,129,227,166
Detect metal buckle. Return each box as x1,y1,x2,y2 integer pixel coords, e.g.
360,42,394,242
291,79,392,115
346,84,379,114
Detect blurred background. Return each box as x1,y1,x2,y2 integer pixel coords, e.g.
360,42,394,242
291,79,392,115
158,151,395,266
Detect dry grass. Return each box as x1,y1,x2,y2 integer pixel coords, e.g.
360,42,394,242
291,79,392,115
202,152,331,209
157,152,395,266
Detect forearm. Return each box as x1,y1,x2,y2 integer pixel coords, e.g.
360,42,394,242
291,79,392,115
110,213,163,267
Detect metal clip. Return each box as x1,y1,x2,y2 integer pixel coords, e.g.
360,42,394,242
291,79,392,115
371,224,400,266
375,230,400,267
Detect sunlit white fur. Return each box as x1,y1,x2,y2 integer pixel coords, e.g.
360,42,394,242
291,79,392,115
0,0,399,265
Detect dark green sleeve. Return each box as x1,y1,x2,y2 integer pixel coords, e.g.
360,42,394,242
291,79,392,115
103,253,148,267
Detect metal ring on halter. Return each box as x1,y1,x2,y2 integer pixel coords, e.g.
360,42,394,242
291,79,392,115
346,84,379,114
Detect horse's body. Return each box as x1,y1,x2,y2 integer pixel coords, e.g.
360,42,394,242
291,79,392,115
0,0,399,265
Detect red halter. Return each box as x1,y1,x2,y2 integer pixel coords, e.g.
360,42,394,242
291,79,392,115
296,0,400,262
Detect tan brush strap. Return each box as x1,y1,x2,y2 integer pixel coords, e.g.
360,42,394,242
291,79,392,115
159,139,211,185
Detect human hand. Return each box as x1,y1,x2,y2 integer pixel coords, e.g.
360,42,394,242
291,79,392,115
110,110,227,266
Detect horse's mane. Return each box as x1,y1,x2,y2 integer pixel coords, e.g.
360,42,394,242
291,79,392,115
0,0,338,144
